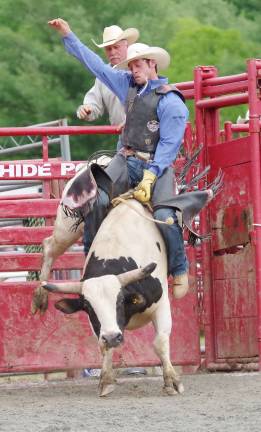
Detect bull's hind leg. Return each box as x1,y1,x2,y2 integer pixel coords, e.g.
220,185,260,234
153,299,184,395
31,205,83,314
99,348,116,397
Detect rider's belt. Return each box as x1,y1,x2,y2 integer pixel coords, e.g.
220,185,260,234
123,147,154,162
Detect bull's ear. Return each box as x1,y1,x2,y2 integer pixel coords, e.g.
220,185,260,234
55,298,83,314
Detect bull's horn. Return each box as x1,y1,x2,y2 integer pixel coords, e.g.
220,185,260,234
117,262,157,287
41,281,83,294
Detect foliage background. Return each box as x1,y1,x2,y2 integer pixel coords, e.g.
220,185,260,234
0,0,260,159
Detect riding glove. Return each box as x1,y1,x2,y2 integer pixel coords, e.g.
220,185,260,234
133,169,157,203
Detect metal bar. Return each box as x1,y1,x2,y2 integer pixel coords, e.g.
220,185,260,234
0,220,23,227
224,121,233,141
0,226,82,245
197,93,248,109
60,118,71,161
194,65,217,365
42,136,49,162
203,81,248,98
0,199,59,218
247,59,261,370
0,125,121,137
0,193,42,200
0,138,60,155
203,72,248,86
180,89,194,100
0,226,53,244
0,180,41,185
31,119,66,127
0,252,85,271
0,183,41,193
0,280,78,290
175,81,194,90
230,121,261,133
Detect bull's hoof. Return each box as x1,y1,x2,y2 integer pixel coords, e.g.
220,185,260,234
163,386,178,396
99,383,115,397
163,379,184,395
177,382,185,394
31,286,49,315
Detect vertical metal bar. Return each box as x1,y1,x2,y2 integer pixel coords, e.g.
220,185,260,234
247,59,261,370
194,66,217,366
224,121,233,141
42,136,49,162
60,119,71,161
42,136,50,198
183,122,193,156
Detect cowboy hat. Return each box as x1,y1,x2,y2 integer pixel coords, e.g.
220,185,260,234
92,25,139,48
115,42,170,70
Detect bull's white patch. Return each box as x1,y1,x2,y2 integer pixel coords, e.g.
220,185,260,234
147,120,159,133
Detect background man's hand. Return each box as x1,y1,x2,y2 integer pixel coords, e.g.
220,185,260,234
48,18,71,37
116,120,126,132
77,105,92,120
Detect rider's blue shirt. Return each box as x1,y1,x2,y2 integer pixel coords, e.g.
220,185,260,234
63,32,189,177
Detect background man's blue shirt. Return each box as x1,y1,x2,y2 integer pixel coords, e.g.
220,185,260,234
63,32,189,177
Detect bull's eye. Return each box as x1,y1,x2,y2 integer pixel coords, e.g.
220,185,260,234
132,294,143,305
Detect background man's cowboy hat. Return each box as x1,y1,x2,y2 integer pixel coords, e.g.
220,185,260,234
115,43,170,70
92,25,139,48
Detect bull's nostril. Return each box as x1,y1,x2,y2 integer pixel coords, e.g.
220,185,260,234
101,332,123,347
116,333,123,342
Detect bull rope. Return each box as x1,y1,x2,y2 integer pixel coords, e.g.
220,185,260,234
111,194,174,226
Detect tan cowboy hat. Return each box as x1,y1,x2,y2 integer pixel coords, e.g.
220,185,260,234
92,25,139,48
115,43,170,70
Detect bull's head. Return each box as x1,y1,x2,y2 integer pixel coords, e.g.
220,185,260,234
42,262,161,350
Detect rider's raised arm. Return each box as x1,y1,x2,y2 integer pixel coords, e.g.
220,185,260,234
48,18,131,104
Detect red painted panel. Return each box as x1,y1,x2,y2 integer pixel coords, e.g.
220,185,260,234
0,252,85,272
214,278,257,319
0,248,200,372
0,227,54,245
215,317,258,359
212,243,255,280
0,199,59,218
210,163,251,213
212,205,251,251
207,137,251,171
206,132,259,365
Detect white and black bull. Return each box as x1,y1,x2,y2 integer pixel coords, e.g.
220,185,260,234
42,199,184,397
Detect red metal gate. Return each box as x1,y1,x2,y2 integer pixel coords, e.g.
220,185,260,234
190,59,261,370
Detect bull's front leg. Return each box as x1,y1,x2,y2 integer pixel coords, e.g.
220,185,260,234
31,204,83,314
99,348,116,397
153,298,184,395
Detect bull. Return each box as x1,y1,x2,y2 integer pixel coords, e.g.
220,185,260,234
42,198,184,397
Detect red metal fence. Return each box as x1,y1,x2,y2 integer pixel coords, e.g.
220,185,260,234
0,126,200,373
0,58,260,373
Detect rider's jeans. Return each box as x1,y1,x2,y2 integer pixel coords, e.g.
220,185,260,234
84,156,188,276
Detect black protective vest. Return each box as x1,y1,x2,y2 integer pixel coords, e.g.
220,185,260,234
121,84,185,153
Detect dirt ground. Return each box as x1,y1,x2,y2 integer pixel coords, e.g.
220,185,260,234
0,372,260,432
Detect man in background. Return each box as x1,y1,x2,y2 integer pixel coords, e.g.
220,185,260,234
76,25,139,139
